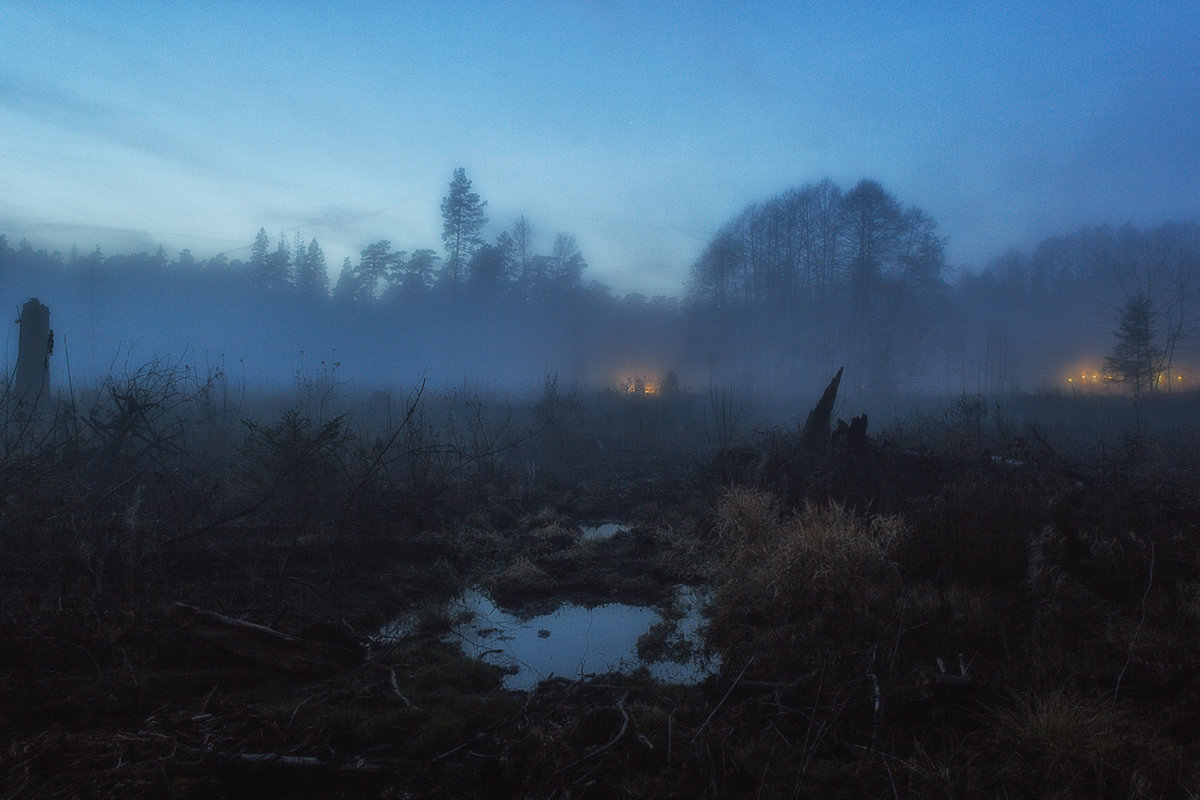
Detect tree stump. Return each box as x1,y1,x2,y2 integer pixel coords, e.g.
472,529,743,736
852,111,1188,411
14,298,51,408
800,366,843,450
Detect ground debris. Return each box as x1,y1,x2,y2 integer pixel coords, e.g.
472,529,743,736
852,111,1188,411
171,603,364,674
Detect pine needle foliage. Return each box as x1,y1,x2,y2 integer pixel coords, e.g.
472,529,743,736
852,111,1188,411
241,409,354,532
1103,293,1164,397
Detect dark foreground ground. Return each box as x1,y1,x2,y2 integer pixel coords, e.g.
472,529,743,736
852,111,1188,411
3,382,1200,798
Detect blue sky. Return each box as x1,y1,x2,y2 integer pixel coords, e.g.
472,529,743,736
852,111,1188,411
2,1,1197,295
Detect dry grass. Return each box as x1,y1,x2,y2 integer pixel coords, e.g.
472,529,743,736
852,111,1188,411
493,554,549,587
713,487,905,598
965,690,1178,799
707,488,908,676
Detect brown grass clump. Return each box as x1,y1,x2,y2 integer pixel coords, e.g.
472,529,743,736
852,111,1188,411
519,522,580,556
491,554,550,592
965,690,1179,798
707,488,907,676
713,487,904,595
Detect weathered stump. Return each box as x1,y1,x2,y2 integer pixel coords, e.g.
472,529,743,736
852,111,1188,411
14,298,51,407
800,366,843,450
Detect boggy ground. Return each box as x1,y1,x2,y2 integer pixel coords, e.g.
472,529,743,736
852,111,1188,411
4,385,1200,798
0,440,713,798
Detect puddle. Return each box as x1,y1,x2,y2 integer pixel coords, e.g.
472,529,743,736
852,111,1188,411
380,587,716,691
580,522,624,540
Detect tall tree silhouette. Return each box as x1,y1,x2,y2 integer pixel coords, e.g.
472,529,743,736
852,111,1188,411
509,215,534,291
440,167,488,291
400,249,440,294
295,238,329,299
1104,293,1163,397
549,232,586,291
840,179,902,311
267,235,292,292
249,227,271,286
358,240,396,300
332,257,362,306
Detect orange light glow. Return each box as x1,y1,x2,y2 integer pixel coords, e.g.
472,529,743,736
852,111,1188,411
622,374,661,396
1063,361,1194,389
1064,363,1113,389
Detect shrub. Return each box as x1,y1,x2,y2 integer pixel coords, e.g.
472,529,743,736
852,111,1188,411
240,409,355,533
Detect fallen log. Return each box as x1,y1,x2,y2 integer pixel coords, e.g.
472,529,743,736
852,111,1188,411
172,603,363,674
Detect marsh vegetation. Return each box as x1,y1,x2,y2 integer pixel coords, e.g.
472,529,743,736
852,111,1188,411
2,361,1199,798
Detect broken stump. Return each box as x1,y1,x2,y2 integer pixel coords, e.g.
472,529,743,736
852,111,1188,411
14,298,51,407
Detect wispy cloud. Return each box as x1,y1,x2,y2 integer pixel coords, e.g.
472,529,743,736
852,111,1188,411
0,72,211,172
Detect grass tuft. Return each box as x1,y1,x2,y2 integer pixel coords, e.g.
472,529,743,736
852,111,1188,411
707,488,907,676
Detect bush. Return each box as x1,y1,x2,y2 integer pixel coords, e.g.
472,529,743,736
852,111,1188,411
240,409,355,534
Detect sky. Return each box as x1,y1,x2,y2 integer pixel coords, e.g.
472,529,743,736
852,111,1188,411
1,0,1197,296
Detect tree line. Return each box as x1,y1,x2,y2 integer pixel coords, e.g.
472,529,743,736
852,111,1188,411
1,169,1196,395
685,179,1198,395
687,178,945,313
0,168,671,389
235,168,598,309
683,178,950,393
955,222,1200,394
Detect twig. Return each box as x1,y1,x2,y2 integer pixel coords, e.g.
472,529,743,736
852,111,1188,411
285,696,312,736
336,379,424,537
365,661,418,708
161,498,267,547
237,753,324,767
693,654,755,742
667,710,673,764
553,692,631,776
434,741,472,760
387,664,417,709
1113,536,1154,710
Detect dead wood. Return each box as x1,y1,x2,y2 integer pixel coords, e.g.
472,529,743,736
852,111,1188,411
801,366,843,451
834,413,869,451
172,603,363,674
14,297,51,407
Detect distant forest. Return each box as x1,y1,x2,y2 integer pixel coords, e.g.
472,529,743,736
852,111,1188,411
2,170,1198,398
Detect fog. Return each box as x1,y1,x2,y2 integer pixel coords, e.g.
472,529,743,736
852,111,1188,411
4,4,1198,414
3,174,1198,416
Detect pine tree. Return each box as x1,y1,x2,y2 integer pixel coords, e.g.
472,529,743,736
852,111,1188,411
1104,293,1164,397
267,235,292,292
358,240,395,300
332,257,362,306
401,249,440,294
440,167,488,291
295,238,329,299
249,227,270,283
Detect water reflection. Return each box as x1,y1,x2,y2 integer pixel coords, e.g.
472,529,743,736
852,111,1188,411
580,522,624,540
442,587,714,690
